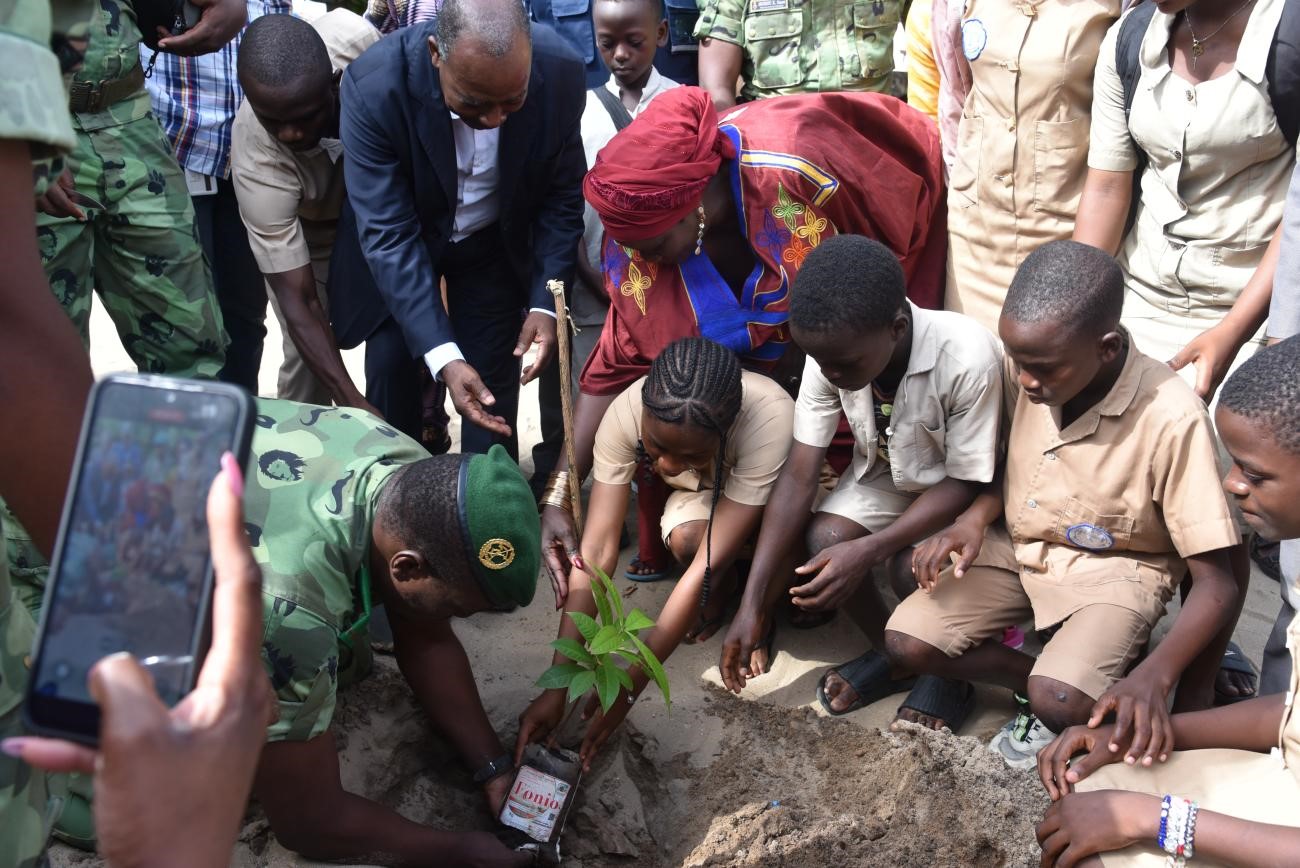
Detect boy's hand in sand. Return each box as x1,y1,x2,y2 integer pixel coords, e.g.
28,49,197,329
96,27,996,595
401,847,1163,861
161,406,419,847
577,687,635,772
5,456,276,868
719,607,770,693
1086,667,1174,768
1036,790,1154,868
453,831,534,867
910,518,984,592
1036,725,1126,801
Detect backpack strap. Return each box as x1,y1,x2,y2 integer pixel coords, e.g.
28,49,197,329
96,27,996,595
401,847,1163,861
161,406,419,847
1116,1,1157,234
1266,0,1300,146
592,85,635,132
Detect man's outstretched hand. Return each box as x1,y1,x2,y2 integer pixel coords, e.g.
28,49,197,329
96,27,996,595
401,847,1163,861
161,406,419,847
155,0,246,55
516,311,557,386
443,359,512,437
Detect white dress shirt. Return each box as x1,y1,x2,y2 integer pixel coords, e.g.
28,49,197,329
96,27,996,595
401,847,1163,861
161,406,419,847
423,112,556,379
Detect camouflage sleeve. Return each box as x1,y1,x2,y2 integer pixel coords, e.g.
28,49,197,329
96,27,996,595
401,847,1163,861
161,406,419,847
261,592,344,743
0,0,78,152
693,0,745,45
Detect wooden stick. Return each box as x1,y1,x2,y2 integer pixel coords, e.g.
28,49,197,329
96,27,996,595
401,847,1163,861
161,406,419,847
547,279,583,534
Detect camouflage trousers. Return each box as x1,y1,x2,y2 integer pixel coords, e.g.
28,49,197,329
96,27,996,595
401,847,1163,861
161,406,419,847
0,514,64,868
36,113,228,379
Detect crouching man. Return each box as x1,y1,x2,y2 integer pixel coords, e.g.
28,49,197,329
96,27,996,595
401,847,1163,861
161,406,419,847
248,400,536,865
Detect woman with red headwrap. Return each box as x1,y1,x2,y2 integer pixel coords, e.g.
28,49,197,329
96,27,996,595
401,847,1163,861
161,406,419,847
537,86,945,606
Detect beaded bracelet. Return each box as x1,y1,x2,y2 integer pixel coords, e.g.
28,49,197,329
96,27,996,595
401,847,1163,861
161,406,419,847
1158,795,1198,866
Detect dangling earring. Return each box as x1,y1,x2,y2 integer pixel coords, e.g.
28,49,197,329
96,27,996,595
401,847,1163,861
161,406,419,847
695,205,706,256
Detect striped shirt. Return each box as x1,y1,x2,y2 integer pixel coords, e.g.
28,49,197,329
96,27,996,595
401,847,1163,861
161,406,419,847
140,0,292,179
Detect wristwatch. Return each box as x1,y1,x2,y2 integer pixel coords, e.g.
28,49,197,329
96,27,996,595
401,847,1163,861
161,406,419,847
472,752,515,784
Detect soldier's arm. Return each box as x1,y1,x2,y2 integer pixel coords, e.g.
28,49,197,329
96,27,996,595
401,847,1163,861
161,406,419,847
698,36,743,111
254,733,523,864
264,266,378,416
0,139,93,554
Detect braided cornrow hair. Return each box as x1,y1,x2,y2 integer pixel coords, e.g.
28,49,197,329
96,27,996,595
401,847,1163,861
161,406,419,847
642,337,744,609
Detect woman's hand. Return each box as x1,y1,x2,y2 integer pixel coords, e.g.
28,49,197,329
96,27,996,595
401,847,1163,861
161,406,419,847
513,689,567,765
577,688,636,772
540,504,579,609
1037,791,1157,868
1086,667,1175,768
1168,321,1249,400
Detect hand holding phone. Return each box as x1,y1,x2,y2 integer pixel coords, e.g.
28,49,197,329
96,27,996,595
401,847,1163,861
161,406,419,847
6,458,276,868
24,375,255,745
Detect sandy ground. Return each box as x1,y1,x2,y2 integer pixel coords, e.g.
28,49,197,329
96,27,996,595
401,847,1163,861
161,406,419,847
53,303,1283,867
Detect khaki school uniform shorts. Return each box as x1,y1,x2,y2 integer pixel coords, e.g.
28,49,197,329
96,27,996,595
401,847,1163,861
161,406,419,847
886,562,1152,700
816,468,920,534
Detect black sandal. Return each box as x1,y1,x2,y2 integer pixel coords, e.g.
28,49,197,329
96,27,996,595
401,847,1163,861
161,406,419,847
816,650,917,716
895,675,975,733
1215,641,1259,705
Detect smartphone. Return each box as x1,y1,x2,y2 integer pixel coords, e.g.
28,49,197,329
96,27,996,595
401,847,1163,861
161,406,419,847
23,375,254,745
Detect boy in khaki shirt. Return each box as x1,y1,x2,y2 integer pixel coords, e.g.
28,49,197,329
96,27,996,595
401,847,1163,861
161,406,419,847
886,240,1240,770
720,235,1003,727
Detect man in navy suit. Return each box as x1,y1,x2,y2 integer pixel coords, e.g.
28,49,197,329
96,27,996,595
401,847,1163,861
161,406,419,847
337,0,585,467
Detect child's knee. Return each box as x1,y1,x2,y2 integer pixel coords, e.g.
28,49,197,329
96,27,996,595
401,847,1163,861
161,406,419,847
1027,676,1094,733
667,520,705,564
805,512,865,556
884,629,944,673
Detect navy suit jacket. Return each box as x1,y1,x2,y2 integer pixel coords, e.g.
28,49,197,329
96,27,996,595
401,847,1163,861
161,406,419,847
338,23,586,355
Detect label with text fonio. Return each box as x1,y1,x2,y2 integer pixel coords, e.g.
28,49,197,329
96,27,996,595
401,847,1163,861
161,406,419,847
499,765,573,842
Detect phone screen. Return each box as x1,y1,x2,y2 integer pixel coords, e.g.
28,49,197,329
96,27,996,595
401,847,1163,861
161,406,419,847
30,380,245,713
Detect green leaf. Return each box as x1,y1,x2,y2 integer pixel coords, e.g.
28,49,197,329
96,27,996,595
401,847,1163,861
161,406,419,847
567,611,600,642
595,661,619,713
589,569,614,625
630,634,671,708
610,663,634,692
536,662,586,690
551,637,595,666
598,567,627,620
588,624,623,656
567,669,597,705
623,608,655,634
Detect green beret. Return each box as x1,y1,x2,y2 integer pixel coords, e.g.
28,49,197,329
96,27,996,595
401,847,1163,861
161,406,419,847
456,444,540,609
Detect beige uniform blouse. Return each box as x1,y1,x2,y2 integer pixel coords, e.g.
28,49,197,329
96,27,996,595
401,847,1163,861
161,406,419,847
945,0,1119,331
1088,0,1294,321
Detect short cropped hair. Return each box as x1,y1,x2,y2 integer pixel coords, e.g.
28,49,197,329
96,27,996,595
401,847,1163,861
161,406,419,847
1219,334,1300,455
435,0,531,59
593,0,667,18
377,456,473,586
238,14,331,95
789,234,906,333
1002,240,1124,338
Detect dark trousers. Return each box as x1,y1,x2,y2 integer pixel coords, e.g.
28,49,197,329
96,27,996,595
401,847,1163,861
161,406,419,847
362,225,526,457
192,177,266,392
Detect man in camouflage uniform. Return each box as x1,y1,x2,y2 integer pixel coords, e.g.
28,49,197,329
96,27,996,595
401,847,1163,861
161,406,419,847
694,0,901,108
246,400,539,865
36,0,228,380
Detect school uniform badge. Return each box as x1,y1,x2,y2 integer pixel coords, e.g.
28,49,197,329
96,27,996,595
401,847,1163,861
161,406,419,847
1066,523,1115,551
961,18,988,61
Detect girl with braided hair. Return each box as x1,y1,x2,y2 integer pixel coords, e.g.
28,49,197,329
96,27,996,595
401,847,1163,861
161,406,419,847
517,337,795,769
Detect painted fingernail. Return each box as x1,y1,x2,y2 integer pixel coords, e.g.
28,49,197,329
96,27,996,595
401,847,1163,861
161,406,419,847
1,738,28,757
221,452,244,498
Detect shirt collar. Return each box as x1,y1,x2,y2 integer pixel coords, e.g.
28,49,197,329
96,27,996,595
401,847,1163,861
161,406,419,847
1143,0,1282,85
902,303,939,377
1092,330,1144,417
602,68,665,112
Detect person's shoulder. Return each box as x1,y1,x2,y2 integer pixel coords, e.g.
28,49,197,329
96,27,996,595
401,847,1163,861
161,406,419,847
346,20,423,85
532,22,587,96
313,8,382,69
1123,349,1212,432
532,20,583,65
918,308,1003,371
741,370,796,412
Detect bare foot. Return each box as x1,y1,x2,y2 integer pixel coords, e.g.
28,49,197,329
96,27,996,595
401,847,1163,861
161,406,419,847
1215,667,1256,701
626,556,667,579
821,669,860,714
891,707,949,731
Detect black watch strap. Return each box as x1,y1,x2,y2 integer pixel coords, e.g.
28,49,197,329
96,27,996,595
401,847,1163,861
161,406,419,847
472,752,515,784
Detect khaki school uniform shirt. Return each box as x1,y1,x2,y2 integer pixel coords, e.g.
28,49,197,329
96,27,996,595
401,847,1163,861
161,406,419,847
1088,0,1294,319
1002,340,1239,627
231,9,379,275
592,371,794,506
793,305,1003,491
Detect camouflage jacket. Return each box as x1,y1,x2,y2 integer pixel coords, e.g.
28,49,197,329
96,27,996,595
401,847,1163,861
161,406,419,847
247,399,428,743
695,0,899,101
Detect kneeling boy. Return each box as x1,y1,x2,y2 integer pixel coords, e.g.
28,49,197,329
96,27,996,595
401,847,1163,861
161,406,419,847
721,234,1003,729
249,401,537,866
885,240,1240,769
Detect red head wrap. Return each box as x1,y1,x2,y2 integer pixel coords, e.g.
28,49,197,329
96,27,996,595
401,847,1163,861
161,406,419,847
583,87,736,242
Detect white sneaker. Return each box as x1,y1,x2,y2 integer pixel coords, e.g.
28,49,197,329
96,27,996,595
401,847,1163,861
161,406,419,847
988,695,1056,770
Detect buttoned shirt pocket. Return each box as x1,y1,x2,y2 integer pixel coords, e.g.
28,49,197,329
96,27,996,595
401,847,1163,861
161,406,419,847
909,419,946,471
744,10,808,89
851,1,899,82
1053,496,1135,552
1033,117,1090,221
550,0,596,64
950,115,982,207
